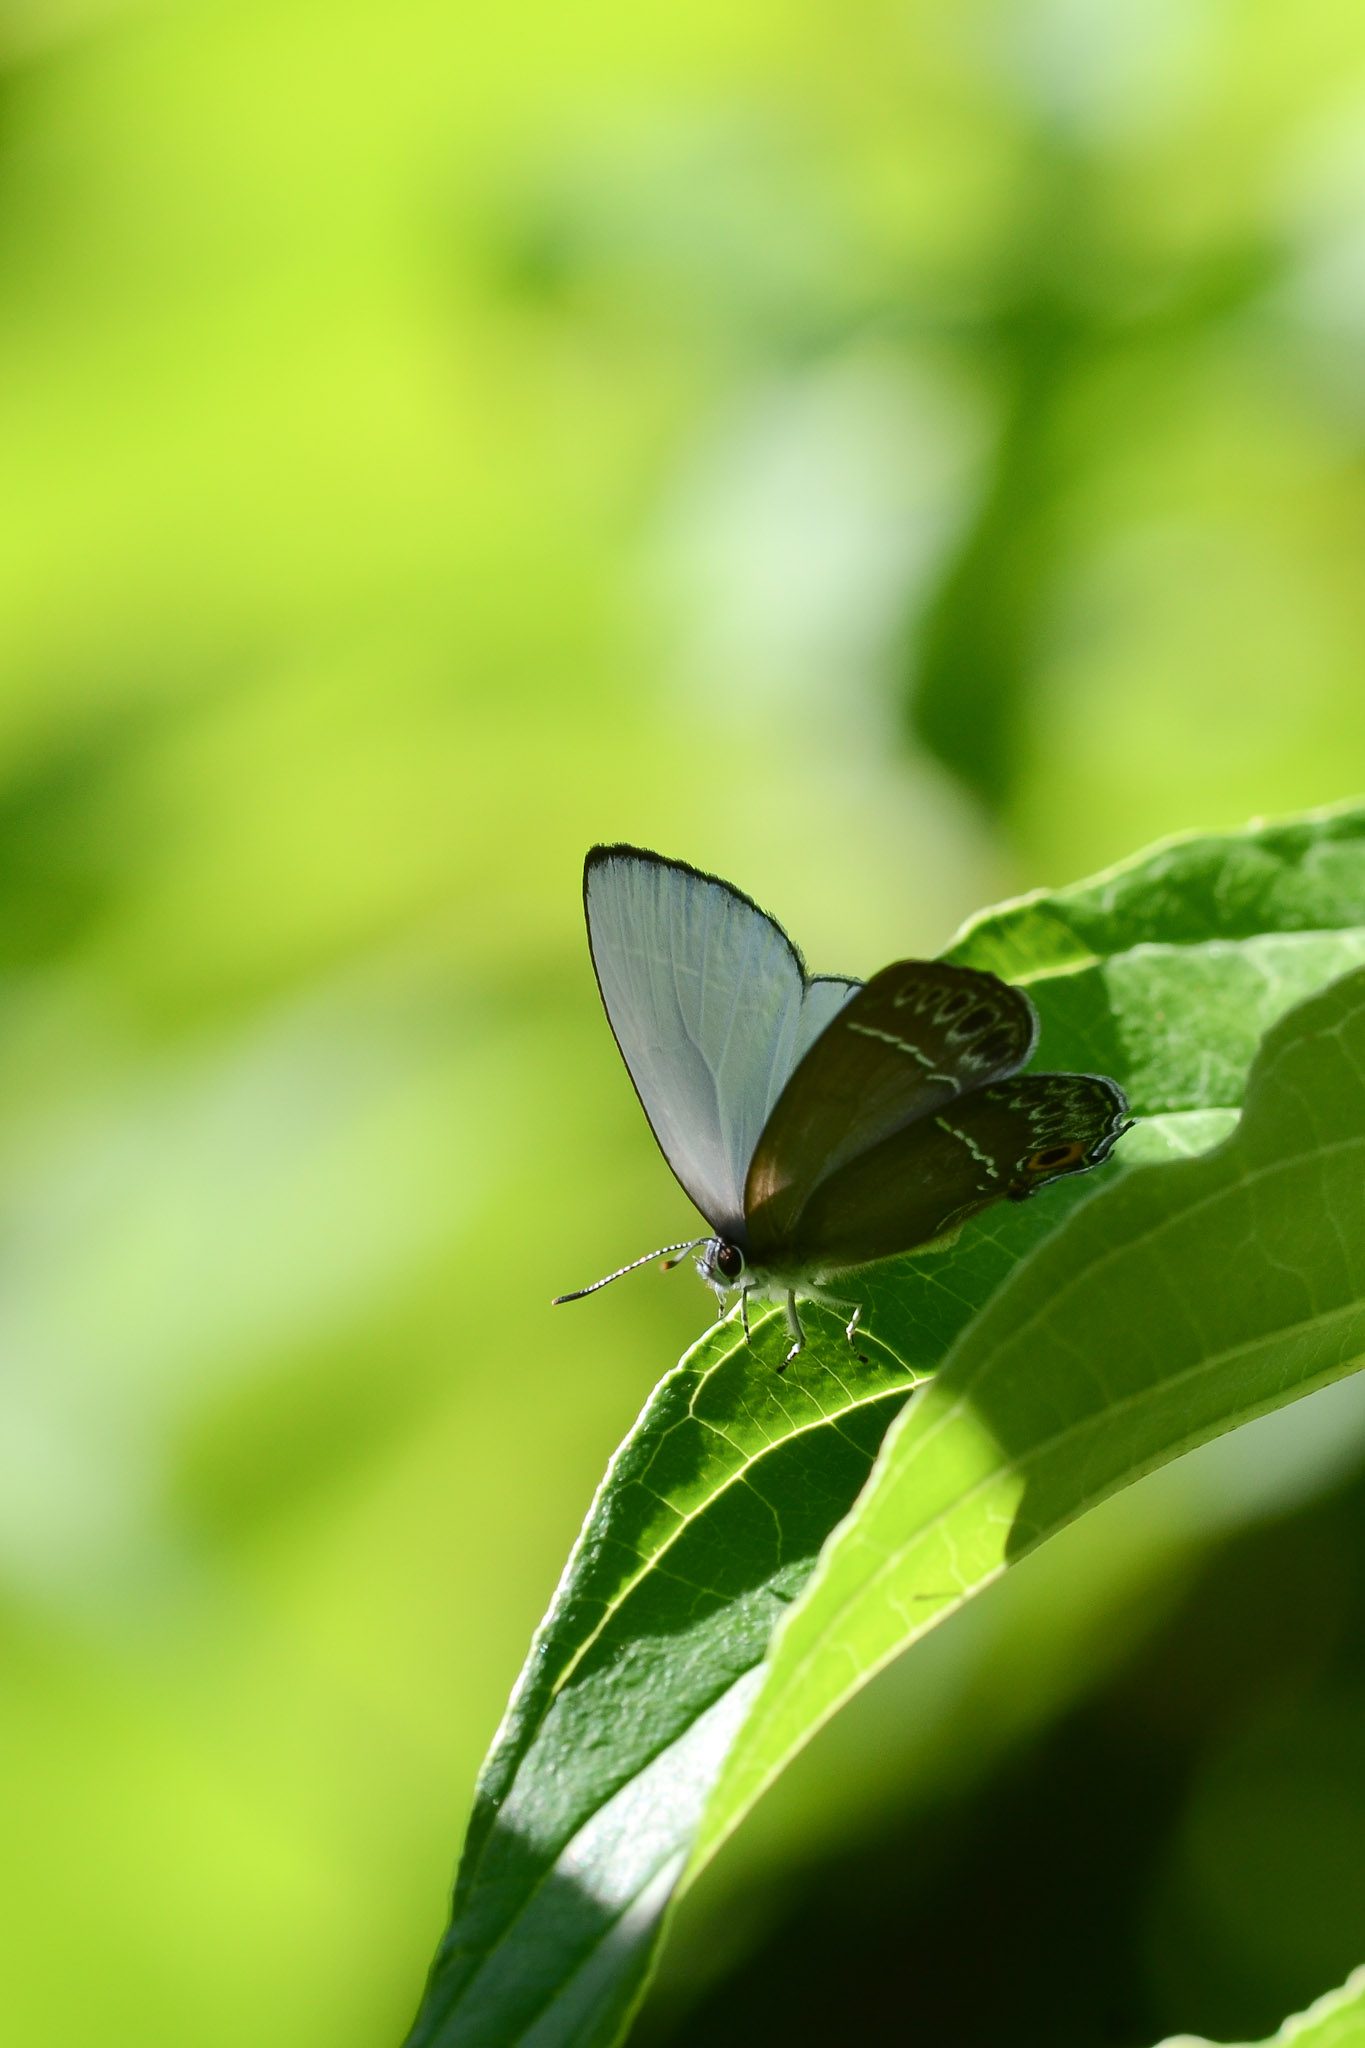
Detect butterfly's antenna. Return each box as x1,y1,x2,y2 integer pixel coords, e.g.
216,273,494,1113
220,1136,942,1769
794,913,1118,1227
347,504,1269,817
553,1240,708,1306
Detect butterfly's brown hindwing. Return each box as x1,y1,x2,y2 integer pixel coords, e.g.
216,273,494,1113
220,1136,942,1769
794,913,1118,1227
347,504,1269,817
743,960,1037,1251
750,1069,1130,1276
978,1072,1132,1191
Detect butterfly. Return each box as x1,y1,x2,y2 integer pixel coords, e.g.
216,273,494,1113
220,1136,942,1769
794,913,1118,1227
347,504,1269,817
555,845,1132,1365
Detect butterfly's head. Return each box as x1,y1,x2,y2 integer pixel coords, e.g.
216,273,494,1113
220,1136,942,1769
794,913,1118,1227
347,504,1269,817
698,1237,745,1287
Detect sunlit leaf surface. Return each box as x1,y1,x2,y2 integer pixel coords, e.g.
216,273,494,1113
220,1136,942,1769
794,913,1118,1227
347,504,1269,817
950,803,1365,978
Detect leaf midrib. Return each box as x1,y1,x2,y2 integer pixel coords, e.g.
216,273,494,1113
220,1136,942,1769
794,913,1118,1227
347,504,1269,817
443,1326,948,2023
537,1316,918,1711
455,1322,925,1966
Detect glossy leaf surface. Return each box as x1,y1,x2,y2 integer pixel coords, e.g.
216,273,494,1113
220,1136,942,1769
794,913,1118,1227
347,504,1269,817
948,800,1365,979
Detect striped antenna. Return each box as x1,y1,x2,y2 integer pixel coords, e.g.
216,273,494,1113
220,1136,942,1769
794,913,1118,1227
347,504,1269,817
553,1239,708,1305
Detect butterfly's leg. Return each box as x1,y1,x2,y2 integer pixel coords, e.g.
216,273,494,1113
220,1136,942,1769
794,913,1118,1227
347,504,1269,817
781,1290,806,1369
811,1289,862,1344
740,1289,753,1344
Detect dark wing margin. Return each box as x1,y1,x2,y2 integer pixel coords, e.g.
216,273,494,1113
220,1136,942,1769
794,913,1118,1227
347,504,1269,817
583,845,859,1239
754,1069,1131,1275
744,959,1038,1250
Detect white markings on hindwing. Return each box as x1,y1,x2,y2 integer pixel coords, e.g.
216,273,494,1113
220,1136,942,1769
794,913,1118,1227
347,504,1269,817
933,1115,1001,1179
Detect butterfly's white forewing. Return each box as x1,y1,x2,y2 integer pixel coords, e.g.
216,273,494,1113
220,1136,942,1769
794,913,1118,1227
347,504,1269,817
791,976,861,1065
584,847,858,1238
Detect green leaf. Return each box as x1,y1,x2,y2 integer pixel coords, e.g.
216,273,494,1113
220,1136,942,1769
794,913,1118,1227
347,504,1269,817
948,798,1365,979
403,1311,924,2048
1027,929,1365,1115
692,964,1365,1875
403,1140,1202,2048
1156,1964,1365,2046
406,802,1365,2048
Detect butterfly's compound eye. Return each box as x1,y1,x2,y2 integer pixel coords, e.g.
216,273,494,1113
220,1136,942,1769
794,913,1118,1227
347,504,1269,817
715,1242,744,1280
1025,1141,1087,1174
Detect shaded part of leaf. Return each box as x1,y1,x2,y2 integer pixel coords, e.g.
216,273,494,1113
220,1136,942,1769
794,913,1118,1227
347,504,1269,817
1155,1961,1365,2046
693,964,1365,1880
448,1316,885,1888
455,1389,903,1937
410,1672,761,2048
1026,930,1365,1116
947,799,1365,979
844,1152,1121,1360
404,1312,918,2045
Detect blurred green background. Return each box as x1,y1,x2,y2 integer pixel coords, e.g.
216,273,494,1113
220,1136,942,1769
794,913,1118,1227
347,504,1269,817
4,0,1365,2041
